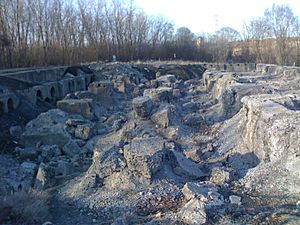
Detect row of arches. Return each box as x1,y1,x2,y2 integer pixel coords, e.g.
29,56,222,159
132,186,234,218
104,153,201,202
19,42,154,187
34,75,92,104
36,86,56,103
67,77,91,92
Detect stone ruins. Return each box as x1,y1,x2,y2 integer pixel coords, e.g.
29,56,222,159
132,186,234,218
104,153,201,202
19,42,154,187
0,62,299,224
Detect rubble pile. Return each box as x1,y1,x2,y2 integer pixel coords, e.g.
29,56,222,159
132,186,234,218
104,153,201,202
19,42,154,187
1,62,300,224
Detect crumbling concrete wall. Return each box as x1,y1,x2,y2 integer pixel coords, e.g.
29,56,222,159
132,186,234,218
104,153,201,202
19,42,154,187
0,66,93,107
0,67,67,84
201,63,256,72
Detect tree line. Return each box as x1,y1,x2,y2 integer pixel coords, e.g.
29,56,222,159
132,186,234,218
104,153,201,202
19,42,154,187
0,0,299,68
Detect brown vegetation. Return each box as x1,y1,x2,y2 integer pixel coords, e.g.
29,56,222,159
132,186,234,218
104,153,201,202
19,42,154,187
0,1,299,68
0,190,49,224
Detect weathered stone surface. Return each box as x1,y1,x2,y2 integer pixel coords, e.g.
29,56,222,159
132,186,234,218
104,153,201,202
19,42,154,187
91,148,126,178
57,98,94,119
143,87,172,103
215,92,300,202
75,123,94,140
112,119,126,131
183,113,204,127
169,150,206,179
132,96,153,118
229,195,242,205
80,173,103,190
65,118,90,126
55,160,73,177
124,137,166,181
6,62,300,224
88,81,113,96
62,140,81,157
178,198,206,225
150,104,178,128
182,182,224,209
39,145,61,162
104,170,136,190
183,146,201,163
172,89,181,98
20,109,71,148
34,163,55,190
21,162,38,184
16,146,38,161
210,167,231,186
156,74,176,87
21,161,38,172
9,125,22,139
41,221,54,225
111,217,128,225
163,126,183,141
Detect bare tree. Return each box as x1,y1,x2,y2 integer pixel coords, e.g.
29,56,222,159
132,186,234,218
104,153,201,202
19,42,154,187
174,27,195,60
291,18,300,65
243,17,272,63
264,4,297,65
208,27,241,62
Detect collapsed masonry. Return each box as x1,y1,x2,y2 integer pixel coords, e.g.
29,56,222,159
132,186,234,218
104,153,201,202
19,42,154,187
1,62,300,224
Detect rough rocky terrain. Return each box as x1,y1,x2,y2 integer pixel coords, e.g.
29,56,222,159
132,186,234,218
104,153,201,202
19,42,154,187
1,62,300,224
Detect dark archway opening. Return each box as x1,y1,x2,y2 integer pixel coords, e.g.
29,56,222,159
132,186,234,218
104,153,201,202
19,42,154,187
50,86,56,98
0,101,4,114
37,90,43,99
85,78,89,89
7,98,14,112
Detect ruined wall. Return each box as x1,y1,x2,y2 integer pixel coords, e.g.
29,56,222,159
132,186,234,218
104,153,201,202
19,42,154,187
202,63,256,72
0,90,19,113
0,67,67,84
0,66,93,112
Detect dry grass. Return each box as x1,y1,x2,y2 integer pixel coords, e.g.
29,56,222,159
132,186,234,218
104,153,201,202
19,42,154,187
0,190,49,224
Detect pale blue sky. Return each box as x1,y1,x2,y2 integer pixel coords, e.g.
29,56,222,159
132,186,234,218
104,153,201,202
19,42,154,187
134,0,300,34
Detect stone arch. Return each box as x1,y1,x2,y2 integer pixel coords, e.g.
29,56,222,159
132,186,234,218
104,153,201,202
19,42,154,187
7,98,14,112
0,101,4,114
50,86,56,98
37,90,43,99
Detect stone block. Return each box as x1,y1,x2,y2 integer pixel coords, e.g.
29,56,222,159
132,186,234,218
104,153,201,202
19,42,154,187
124,137,166,181
132,96,153,118
57,98,94,119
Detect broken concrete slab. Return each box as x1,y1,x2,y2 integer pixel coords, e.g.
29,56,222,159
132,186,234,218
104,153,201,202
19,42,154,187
20,109,72,148
57,98,95,119
124,137,166,183
34,163,56,190
74,123,94,140
169,150,206,179
182,182,224,208
143,87,173,104
150,104,179,128
132,96,153,119
178,198,206,225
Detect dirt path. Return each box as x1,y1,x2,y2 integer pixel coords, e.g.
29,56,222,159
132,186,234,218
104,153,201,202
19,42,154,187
46,189,99,225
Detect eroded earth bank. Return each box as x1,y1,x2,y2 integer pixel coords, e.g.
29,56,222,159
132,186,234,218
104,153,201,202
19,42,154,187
1,62,300,224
